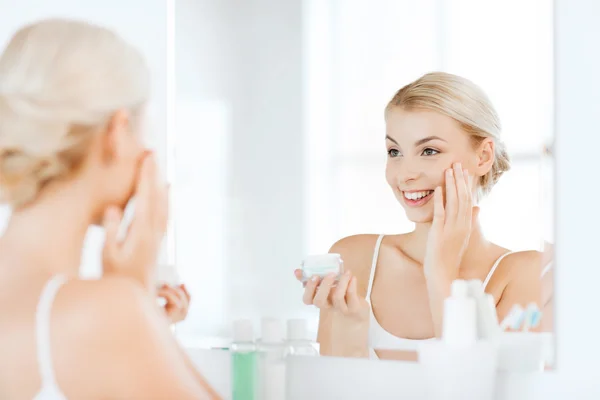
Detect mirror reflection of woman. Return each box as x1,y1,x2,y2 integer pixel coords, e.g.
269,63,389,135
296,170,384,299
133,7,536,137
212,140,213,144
0,19,218,399
296,72,545,360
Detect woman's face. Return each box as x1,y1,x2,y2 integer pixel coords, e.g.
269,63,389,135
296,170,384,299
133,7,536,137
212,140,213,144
91,110,148,223
385,107,490,223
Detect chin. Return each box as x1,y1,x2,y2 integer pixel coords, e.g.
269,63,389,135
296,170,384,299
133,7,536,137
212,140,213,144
403,208,434,224
407,214,434,224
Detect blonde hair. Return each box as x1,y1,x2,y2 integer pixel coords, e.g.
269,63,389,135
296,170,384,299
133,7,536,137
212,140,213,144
0,19,150,208
386,72,510,197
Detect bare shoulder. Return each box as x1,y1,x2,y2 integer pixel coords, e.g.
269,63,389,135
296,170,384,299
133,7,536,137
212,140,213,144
330,234,381,271
329,234,382,293
501,250,545,280
53,276,163,366
56,276,153,333
53,277,197,399
494,250,545,322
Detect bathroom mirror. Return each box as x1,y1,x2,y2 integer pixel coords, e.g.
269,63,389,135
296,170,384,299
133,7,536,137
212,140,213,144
172,0,554,364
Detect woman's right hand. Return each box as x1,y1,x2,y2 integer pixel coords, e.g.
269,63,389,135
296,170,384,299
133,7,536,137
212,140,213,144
294,270,369,322
102,152,168,291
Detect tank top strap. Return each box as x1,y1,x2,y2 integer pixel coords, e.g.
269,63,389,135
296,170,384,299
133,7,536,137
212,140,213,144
366,234,385,300
36,275,68,388
482,251,514,289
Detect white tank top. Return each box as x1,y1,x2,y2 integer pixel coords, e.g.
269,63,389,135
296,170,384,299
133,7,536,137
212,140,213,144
366,234,512,354
33,275,68,400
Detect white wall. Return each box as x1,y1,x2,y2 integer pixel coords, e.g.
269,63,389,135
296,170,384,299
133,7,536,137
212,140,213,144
554,0,600,377
174,0,308,338
0,0,169,277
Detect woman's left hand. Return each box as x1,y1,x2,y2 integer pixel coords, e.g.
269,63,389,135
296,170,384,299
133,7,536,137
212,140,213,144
158,284,191,324
424,162,477,282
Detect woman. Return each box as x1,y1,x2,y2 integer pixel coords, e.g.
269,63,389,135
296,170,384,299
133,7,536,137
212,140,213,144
0,19,219,399
296,72,544,360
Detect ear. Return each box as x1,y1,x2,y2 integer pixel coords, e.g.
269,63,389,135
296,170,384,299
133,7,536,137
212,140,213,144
101,109,130,163
474,138,495,177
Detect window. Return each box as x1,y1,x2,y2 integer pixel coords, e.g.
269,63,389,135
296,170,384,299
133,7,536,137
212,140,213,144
305,0,554,254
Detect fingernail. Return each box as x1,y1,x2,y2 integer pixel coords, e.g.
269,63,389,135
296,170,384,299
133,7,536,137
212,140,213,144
447,169,453,176
455,162,462,169
463,169,468,175
311,276,319,282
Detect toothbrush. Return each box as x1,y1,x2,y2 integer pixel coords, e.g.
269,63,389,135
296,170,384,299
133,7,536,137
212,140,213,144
522,303,542,332
500,304,525,331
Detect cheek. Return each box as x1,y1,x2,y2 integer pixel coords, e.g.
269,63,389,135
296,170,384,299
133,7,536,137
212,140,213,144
422,158,451,184
385,162,396,187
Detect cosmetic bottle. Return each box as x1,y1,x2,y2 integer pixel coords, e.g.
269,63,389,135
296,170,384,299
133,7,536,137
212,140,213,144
284,319,319,357
231,319,258,400
419,280,497,400
467,279,501,340
257,318,286,400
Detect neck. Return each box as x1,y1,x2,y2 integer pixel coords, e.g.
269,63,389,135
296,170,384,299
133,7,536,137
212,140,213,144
2,178,100,278
410,215,493,270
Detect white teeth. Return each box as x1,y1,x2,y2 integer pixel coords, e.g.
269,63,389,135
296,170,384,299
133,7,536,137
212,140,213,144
403,190,433,200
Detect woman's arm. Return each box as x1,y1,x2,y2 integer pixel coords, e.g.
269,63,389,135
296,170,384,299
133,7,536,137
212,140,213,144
309,236,373,358
424,274,454,338
423,165,475,337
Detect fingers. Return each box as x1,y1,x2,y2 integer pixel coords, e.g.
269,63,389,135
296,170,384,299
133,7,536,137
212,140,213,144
132,153,157,228
312,273,337,308
453,164,472,226
154,182,169,234
158,286,183,309
180,284,191,303
302,276,321,305
294,269,304,281
345,276,362,312
159,285,190,324
294,269,309,288
444,167,457,221
432,186,444,230
332,271,352,314
102,207,123,260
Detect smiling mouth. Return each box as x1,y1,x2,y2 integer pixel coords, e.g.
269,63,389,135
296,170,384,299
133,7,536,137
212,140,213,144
403,190,434,201
401,190,434,207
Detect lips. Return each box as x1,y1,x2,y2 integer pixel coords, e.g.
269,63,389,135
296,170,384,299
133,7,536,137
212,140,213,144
403,190,434,201
401,189,434,207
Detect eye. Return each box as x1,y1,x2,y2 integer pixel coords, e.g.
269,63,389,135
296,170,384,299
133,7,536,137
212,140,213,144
387,148,400,158
422,148,439,156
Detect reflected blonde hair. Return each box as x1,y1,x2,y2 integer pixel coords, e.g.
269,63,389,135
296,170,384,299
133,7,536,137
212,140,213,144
0,19,150,208
386,72,510,197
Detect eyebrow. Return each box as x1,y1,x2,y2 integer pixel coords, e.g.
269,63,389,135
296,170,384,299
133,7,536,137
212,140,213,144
385,135,398,144
415,135,447,146
385,135,447,146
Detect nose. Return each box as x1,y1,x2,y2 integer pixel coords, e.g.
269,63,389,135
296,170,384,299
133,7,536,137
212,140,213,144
395,159,421,185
